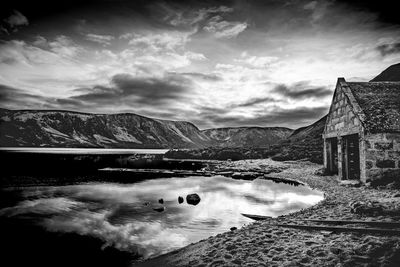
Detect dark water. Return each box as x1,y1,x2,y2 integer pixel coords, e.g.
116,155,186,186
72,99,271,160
0,147,169,154
0,176,323,260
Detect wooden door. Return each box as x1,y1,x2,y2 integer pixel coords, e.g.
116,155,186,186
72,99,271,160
342,138,348,179
331,138,338,174
342,134,360,180
327,138,338,174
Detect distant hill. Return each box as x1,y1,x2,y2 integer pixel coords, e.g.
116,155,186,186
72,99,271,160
201,127,293,148
0,109,212,148
370,63,400,82
287,115,327,142
270,115,327,164
165,117,326,162
0,109,292,148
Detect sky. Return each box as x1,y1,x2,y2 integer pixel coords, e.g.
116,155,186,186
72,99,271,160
0,0,400,129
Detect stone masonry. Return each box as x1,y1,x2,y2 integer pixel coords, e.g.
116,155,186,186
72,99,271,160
365,133,400,183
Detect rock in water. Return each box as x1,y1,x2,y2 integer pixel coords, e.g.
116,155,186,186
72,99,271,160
186,194,201,205
178,196,184,204
153,207,165,212
158,198,164,204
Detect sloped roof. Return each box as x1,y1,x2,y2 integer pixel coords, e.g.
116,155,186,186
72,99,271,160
347,82,400,133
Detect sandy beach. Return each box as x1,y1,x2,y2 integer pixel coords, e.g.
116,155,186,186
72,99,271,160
134,159,400,267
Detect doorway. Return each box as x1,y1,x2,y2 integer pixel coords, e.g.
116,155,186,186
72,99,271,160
326,137,338,174
342,134,360,180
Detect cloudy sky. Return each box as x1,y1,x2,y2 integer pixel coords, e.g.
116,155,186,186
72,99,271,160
0,0,399,129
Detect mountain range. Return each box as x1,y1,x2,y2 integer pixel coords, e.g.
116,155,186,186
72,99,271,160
0,109,292,148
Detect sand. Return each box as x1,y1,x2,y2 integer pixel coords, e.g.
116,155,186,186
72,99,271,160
133,159,400,267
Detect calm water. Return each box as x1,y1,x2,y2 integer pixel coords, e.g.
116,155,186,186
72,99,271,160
0,147,169,154
0,176,323,259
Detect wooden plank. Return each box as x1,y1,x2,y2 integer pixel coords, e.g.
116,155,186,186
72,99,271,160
268,224,400,235
241,213,272,220
241,214,400,229
300,219,400,228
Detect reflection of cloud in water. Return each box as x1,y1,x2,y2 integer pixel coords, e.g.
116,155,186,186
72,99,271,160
43,211,187,258
0,197,81,217
0,176,323,259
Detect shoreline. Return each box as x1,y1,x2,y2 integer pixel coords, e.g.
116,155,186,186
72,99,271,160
134,159,400,267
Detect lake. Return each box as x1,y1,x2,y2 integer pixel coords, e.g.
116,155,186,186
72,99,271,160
0,175,323,262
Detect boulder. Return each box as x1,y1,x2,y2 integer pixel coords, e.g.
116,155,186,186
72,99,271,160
186,193,201,205
158,198,164,204
178,196,184,204
153,206,165,212
230,227,237,231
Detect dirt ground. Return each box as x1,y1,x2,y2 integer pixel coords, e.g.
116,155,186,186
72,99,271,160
134,159,400,267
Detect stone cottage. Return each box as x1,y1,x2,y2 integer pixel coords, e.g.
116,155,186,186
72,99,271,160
323,78,400,184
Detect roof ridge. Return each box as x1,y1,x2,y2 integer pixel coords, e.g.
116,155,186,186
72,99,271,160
348,81,400,83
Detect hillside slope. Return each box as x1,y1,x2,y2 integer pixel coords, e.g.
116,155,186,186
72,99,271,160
0,109,212,148
271,115,327,163
202,127,293,147
370,63,400,82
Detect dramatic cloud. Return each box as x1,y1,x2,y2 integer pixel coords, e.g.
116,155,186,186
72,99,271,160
0,84,53,109
235,55,279,68
164,5,234,26
203,16,247,38
71,73,193,106
235,97,278,108
85,34,115,46
196,106,328,129
1,10,28,34
376,42,400,56
127,32,188,51
0,0,400,128
178,72,222,81
273,82,332,100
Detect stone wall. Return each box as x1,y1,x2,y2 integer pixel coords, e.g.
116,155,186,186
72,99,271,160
324,84,362,138
365,133,400,184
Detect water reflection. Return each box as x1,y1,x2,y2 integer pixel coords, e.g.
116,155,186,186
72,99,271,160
0,176,323,259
